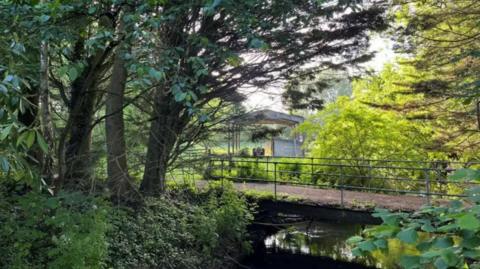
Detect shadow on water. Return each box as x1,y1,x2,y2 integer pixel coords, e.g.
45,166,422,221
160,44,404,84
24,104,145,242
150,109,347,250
242,220,400,269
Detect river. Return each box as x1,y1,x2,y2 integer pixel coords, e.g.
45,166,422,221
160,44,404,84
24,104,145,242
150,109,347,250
242,220,402,269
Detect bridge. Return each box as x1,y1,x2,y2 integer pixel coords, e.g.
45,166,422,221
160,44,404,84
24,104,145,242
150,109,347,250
196,156,479,214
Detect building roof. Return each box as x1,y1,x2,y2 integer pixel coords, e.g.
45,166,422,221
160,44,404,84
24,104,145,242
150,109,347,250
234,109,304,126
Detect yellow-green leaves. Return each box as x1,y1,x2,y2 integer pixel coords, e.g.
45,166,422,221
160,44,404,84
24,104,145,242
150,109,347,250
17,130,36,148
36,132,49,153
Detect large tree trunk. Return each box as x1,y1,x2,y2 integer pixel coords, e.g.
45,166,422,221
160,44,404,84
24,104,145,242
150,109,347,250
141,117,169,195
105,47,131,199
140,96,187,195
58,47,111,189
63,86,98,188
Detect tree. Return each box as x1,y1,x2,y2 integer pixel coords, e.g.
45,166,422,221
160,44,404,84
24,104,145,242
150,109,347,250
105,42,131,199
282,70,353,111
0,1,53,188
382,0,480,156
139,0,388,194
298,96,429,162
0,0,388,197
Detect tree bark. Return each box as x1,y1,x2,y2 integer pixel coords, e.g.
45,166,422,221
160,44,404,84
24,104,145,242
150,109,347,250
39,40,55,183
55,13,115,189
63,85,98,188
105,47,131,199
140,96,187,195
58,46,112,189
141,117,168,195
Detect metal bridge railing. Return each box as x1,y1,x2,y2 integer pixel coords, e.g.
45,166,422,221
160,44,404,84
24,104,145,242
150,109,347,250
204,156,480,206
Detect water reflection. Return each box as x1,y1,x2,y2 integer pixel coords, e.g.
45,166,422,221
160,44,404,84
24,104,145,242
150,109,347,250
259,221,403,269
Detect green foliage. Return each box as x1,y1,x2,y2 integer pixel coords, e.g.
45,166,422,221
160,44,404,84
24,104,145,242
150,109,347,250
0,188,109,269
299,96,429,162
0,74,40,185
106,183,253,269
296,95,433,190
0,182,253,269
349,169,480,269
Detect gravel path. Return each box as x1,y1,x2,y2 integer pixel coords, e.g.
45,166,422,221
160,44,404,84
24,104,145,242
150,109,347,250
196,180,430,211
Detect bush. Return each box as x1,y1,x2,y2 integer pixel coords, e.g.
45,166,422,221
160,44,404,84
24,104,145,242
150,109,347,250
106,183,253,269
348,169,480,269
0,182,252,269
0,188,109,269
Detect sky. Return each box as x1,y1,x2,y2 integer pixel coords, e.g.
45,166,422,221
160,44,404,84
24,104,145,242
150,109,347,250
243,34,396,112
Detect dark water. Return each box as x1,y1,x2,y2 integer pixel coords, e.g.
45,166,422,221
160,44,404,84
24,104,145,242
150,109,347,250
242,221,400,269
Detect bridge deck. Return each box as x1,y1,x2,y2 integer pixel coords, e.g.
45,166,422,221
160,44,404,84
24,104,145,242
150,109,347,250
223,181,429,211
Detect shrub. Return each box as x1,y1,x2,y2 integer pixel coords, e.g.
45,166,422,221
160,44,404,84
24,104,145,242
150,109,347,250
0,188,109,269
0,181,252,269
106,183,253,269
348,168,480,269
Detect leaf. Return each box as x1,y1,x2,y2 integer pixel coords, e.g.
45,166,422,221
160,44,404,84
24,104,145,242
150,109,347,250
18,130,36,148
437,223,458,232
68,67,78,81
460,235,480,248
36,132,49,153
190,91,198,101
449,200,463,209
18,99,25,114
226,55,242,67
399,255,421,269
416,241,432,252
449,168,480,182
440,249,460,266
0,125,12,140
432,237,454,248
0,84,7,94
10,42,25,55
351,247,363,257
88,6,97,14
39,15,50,23
26,131,35,148
372,210,406,226
421,222,436,232
4,75,14,82
148,68,164,82
421,250,441,259
434,257,448,269
457,213,480,230
346,236,363,244
45,198,59,209
466,187,480,203
199,114,209,122
464,250,480,259
0,156,9,172
397,228,418,244
366,224,398,238
373,239,387,249
249,38,266,49
174,91,187,102
357,240,376,252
